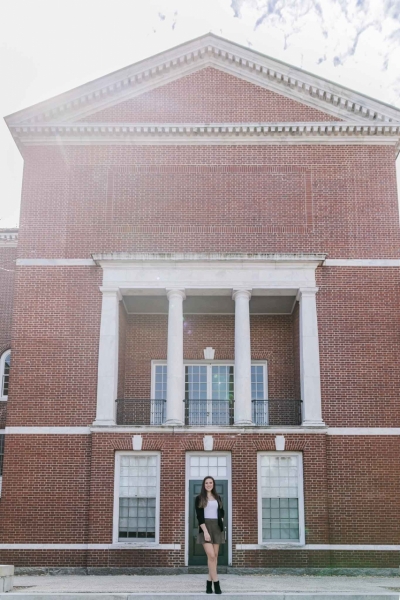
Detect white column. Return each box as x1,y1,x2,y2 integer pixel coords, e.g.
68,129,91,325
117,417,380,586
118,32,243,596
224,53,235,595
297,287,325,427
232,289,253,425
165,288,186,426
94,287,122,426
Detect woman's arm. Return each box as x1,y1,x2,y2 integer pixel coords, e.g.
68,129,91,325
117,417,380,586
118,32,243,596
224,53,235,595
195,498,211,542
200,522,211,542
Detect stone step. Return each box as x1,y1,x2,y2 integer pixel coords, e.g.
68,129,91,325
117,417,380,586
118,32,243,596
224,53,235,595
1,594,399,600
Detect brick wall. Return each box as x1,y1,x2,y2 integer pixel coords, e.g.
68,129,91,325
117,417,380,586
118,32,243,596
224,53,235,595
82,67,339,123
1,432,398,567
7,266,102,427
326,436,400,545
0,434,91,543
16,145,400,260
317,267,400,427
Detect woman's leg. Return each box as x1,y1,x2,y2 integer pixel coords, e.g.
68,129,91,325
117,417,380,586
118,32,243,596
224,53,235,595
213,544,220,571
203,543,218,581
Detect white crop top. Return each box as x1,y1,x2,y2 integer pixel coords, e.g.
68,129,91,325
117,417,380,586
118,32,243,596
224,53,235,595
204,499,218,519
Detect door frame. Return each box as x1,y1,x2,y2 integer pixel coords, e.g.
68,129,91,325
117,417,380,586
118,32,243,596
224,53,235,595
185,451,232,566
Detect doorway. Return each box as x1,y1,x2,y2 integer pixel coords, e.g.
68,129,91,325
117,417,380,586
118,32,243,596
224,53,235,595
186,452,231,566
188,479,229,566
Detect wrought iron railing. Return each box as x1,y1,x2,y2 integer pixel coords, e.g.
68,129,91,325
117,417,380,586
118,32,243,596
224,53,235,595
116,399,166,425
115,398,301,426
252,399,302,426
184,399,234,426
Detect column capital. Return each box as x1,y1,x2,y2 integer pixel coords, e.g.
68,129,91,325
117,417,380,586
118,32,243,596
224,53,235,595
99,287,122,300
232,288,252,301
166,288,186,301
296,287,319,300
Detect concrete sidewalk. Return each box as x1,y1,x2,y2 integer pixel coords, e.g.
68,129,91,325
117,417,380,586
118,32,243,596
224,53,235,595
2,573,400,599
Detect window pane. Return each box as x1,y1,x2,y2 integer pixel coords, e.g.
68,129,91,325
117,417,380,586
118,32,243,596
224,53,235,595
1,352,10,397
260,455,300,542
118,455,158,542
262,497,299,542
212,366,234,400
251,365,264,399
185,366,208,400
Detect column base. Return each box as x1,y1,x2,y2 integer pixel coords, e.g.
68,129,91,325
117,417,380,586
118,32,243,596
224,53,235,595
301,419,326,427
92,419,116,427
234,419,254,426
163,419,184,427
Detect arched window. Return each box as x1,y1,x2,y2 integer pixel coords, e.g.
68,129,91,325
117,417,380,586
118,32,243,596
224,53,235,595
0,350,10,400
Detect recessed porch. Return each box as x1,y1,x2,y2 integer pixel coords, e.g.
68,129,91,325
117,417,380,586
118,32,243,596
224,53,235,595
92,253,326,429
115,289,301,427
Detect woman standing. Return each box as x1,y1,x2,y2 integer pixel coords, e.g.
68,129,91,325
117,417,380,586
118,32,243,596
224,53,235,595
195,476,225,594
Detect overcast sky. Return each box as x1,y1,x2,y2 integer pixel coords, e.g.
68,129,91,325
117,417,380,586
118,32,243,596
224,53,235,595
1,0,400,228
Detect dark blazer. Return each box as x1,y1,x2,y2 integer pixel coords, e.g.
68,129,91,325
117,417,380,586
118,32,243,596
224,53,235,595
195,495,225,533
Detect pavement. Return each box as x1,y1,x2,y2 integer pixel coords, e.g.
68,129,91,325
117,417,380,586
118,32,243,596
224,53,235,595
2,573,400,599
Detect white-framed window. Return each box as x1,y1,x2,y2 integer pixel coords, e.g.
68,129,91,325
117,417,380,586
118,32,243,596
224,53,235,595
258,452,305,545
151,361,268,398
113,451,160,544
151,360,267,425
0,350,10,400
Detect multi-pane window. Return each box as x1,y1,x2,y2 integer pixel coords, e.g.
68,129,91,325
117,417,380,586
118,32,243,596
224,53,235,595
0,351,10,400
185,365,207,400
251,365,265,399
259,454,303,543
211,366,234,401
117,454,159,542
151,365,167,425
189,455,227,478
154,365,167,400
153,362,266,425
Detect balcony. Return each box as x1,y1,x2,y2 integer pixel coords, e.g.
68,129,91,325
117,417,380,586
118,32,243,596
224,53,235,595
116,399,166,426
115,398,302,426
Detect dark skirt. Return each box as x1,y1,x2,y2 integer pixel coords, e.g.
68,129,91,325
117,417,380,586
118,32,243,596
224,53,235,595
197,518,225,545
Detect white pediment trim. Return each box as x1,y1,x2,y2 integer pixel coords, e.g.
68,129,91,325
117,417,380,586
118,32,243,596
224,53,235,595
5,34,400,130
10,121,400,153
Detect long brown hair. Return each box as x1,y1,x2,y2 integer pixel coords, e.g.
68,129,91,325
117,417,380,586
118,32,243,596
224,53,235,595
197,476,222,508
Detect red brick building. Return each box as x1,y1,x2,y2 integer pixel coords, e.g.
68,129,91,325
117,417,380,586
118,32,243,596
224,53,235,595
1,34,400,570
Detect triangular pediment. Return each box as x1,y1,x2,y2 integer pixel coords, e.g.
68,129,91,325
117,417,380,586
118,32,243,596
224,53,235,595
81,66,337,124
5,34,400,128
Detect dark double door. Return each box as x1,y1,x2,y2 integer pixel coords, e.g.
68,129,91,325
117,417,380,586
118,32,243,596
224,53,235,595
188,480,229,566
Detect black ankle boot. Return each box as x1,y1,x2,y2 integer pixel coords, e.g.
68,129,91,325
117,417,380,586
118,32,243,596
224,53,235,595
214,581,222,594
206,580,213,594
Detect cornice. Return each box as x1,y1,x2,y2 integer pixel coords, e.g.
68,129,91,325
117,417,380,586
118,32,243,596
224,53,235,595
0,230,18,248
91,252,327,266
5,34,400,129
10,122,400,152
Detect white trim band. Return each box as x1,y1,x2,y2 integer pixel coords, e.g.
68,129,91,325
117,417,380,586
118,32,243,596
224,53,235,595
15,257,400,267
236,544,400,551
16,259,95,266
11,123,400,149
5,426,400,435
324,259,400,266
0,544,180,550
328,428,400,435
